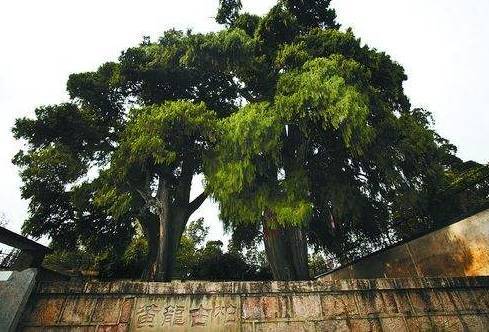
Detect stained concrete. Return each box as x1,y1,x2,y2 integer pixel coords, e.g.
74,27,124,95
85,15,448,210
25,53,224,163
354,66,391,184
13,210,489,331
19,276,489,331
320,209,489,281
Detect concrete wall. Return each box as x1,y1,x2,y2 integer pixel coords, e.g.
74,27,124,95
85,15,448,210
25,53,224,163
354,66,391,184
19,276,489,331
320,209,489,281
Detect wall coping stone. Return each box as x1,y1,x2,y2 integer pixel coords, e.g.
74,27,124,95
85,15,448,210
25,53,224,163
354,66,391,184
35,276,489,296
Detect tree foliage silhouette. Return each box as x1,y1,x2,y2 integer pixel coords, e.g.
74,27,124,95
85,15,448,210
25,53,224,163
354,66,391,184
13,0,488,281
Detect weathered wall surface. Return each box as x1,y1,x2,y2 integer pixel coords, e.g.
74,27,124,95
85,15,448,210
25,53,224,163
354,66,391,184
19,276,489,331
0,269,38,332
320,209,489,281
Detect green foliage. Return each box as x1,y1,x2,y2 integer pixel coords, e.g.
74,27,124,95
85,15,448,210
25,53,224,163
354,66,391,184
12,103,104,155
216,0,242,25
177,219,271,280
308,252,335,277
12,25,253,261
12,0,489,280
94,100,218,223
85,218,272,281
282,0,338,30
231,13,261,36
188,240,271,281
275,55,373,150
207,0,489,265
255,4,299,48
178,219,271,280
206,55,374,228
43,249,95,272
184,217,209,244
175,218,209,277
121,101,217,169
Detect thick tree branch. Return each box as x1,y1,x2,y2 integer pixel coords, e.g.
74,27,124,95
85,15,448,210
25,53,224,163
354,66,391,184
186,191,208,217
135,188,152,204
156,176,167,206
129,178,156,209
174,158,193,206
130,170,156,209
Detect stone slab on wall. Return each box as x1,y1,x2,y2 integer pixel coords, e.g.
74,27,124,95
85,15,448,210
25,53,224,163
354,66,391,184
320,209,489,281
19,277,489,331
0,268,38,332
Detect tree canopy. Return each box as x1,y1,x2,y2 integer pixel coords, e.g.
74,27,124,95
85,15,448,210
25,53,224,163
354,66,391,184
12,0,489,281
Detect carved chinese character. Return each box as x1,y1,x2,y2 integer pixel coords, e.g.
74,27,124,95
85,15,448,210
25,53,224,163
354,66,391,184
162,305,175,326
173,305,186,325
189,304,211,327
212,304,237,323
136,303,159,328
161,304,187,326
213,305,226,319
225,304,237,323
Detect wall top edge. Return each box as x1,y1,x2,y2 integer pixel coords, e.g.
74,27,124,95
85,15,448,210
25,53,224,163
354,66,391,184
35,276,489,295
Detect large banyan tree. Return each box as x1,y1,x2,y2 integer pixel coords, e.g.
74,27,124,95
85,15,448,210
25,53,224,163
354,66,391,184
13,0,489,281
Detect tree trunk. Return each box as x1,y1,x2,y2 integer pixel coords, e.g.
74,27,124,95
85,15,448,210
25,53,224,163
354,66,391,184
138,174,208,282
263,212,310,281
154,208,170,281
287,226,309,279
141,212,187,282
264,124,309,280
140,217,159,281
164,210,188,279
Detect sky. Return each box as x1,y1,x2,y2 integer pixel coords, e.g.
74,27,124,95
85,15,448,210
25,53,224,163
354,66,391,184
0,0,488,243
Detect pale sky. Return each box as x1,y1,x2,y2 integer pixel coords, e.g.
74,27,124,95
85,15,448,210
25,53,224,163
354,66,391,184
0,0,488,243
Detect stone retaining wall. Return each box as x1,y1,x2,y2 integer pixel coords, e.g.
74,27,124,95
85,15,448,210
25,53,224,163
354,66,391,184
19,277,489,331
320,209,489,281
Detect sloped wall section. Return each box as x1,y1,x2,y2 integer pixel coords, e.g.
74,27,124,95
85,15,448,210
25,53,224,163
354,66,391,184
20,277,489,331
320,209,489,281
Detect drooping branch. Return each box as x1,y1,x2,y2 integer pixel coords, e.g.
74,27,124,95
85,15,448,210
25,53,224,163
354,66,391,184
187,191,208,217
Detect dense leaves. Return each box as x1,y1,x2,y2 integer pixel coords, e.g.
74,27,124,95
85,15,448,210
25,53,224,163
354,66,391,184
216,0,243,25
13,0,488,280
43,218,271,280
208,0,489,268
206,55,374,229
